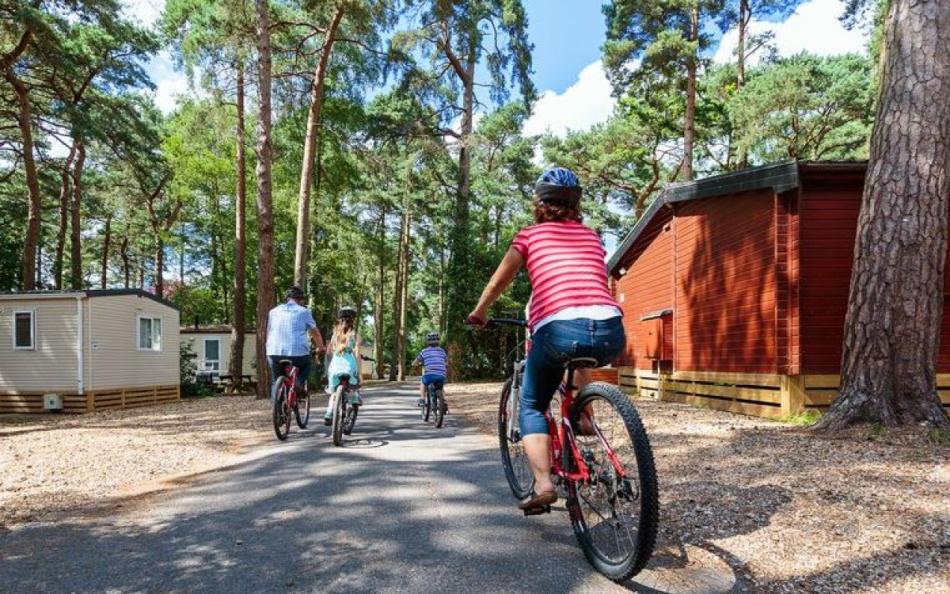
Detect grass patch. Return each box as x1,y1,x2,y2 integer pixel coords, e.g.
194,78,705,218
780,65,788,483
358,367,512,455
867,422,887,440
927,428,950,445
779,410,823,426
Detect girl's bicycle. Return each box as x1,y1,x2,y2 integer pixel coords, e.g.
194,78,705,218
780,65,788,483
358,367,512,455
329,373,360,446
484,317,659,583
421,379,446,428
271,360,311,440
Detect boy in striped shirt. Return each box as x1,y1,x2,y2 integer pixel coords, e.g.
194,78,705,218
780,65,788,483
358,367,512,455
415,331,448,407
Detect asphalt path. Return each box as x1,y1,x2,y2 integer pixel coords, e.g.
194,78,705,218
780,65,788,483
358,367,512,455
0,383,743,594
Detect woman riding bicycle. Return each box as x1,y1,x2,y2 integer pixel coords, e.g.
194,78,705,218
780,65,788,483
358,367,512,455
468,166,625,511
324,306,363,425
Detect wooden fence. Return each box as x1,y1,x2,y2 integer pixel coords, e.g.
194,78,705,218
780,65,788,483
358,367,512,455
619,367,950,419
0,384,180,414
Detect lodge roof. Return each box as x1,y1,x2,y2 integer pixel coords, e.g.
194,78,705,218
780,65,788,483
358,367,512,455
0,288,179,311
181,325,256,334
607,160,867,274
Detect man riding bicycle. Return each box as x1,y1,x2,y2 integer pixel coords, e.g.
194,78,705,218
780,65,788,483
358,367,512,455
265,286,325,395
414,331,448,409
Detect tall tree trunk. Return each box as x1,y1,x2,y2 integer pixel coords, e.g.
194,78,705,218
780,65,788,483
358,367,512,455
439,243,446,335
293,6,345,288
229,61,248,385
396,207,411,381
100,216,111,288
69,138,86,289
680,6,698,181
736,0,749,169
154,235,164,298
54,141,77,289
121,235,130,288
374,212,386,379
139,261,145,289
817,0,950,431
5,70,41,290
254,0,276,399
445,50,477,363
390,217,405,382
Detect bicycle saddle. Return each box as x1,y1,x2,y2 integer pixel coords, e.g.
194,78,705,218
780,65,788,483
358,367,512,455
336,373,351,382
566,357,599,369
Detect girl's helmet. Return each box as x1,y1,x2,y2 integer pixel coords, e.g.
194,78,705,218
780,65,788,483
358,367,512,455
425,331,440,344
338,306,357,319
534,166,582,205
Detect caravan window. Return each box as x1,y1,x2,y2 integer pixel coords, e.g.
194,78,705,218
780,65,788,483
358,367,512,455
13,310,34,350
137,316,163,351
204,338,221,371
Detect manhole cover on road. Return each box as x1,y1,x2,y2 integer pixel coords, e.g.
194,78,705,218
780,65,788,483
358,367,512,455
630,544,744,594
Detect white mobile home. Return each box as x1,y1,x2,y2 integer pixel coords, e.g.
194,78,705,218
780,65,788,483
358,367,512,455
0,290,180,413
180,326,258,380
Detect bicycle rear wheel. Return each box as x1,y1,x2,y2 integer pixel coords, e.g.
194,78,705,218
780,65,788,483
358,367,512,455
433,388,445,428
343,395,359,435
498,378,534,500
565,382,658,582
421,386,432,422
331,385,345,446
272,379,291,441
295,389,311,428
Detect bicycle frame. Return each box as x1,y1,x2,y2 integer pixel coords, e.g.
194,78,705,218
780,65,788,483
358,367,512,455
279,363,300,408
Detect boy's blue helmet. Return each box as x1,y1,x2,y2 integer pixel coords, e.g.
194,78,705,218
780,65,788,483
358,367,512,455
535,166,582,205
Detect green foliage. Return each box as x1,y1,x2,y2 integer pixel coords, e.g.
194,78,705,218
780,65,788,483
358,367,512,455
780,409,823,426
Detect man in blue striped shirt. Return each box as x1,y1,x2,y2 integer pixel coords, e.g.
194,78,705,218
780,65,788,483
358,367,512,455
265,286,325,391
415,331,448,407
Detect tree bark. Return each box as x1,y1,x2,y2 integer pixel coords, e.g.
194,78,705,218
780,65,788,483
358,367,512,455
54,141,77,290
390,213,405,382
396,207,411,381
5,69,41,290
254,0,276,399
817,0,950,431
100,216,111,288
680,6,698,181
293,6,345,288
737,0,747,88
121,235,131,288
154,236,165,298
374,211,386,379
229,61,248,386
69,138,86,289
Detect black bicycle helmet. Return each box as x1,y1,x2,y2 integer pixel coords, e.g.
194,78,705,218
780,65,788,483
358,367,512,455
338,306,357,319
286,285,305,300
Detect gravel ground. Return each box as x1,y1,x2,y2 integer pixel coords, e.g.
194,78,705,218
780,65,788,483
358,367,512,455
0,393,282,526
445,382,950,594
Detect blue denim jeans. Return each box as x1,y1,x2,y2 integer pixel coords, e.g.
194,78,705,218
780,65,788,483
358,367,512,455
519,317,625,436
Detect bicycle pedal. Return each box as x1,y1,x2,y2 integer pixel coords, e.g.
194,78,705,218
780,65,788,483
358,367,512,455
522,504,551,516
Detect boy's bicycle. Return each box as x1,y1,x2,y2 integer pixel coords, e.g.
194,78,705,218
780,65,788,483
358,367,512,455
480,317,658,582
271,360,311,440
421,378,446,428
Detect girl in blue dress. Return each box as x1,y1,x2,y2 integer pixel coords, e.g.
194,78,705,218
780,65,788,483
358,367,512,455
324,306,362,424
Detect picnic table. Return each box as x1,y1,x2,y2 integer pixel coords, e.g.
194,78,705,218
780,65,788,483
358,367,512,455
217,373,255,394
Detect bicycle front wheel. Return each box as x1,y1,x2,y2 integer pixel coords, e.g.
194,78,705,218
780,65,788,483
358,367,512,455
565,382,658,582
498,378,534,500
272,380,291,441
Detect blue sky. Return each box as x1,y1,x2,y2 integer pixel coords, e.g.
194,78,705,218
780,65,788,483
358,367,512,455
523,0,606,94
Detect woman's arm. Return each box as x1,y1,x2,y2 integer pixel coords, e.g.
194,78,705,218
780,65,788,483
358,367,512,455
468,247,525,322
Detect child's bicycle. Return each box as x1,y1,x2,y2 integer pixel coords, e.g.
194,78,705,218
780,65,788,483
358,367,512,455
271,360,311,440
421,378,447,428
328,373,360,446
478,317,659,583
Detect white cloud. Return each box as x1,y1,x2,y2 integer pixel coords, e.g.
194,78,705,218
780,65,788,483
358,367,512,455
121,0,166,27
523,60,616,139
714,0,868,66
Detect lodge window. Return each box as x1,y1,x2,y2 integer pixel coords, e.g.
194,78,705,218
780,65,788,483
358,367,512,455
13,310,35,350
203,338,221,371
137,316,163,351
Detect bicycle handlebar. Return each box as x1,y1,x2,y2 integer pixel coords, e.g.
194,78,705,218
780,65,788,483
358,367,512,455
467,315,527,329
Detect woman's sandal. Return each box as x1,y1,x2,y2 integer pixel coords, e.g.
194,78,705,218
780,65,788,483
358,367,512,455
518,489,558,510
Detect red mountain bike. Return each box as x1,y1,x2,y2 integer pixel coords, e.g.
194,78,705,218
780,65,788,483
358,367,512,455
481,317,658,582
271,360,311,440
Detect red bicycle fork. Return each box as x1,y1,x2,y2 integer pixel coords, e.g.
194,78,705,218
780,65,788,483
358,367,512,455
547,383,628,484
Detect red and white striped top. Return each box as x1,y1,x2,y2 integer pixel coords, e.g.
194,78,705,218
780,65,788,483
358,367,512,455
512,221,620,331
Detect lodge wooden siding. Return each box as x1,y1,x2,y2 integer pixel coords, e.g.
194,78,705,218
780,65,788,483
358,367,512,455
673,189,777,373
616,208,674,368
0,297,79,394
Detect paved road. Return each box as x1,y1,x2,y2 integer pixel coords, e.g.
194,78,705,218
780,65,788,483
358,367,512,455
0,383,742,594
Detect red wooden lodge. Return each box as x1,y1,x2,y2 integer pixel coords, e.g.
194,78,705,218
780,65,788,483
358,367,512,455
608,160,950,419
